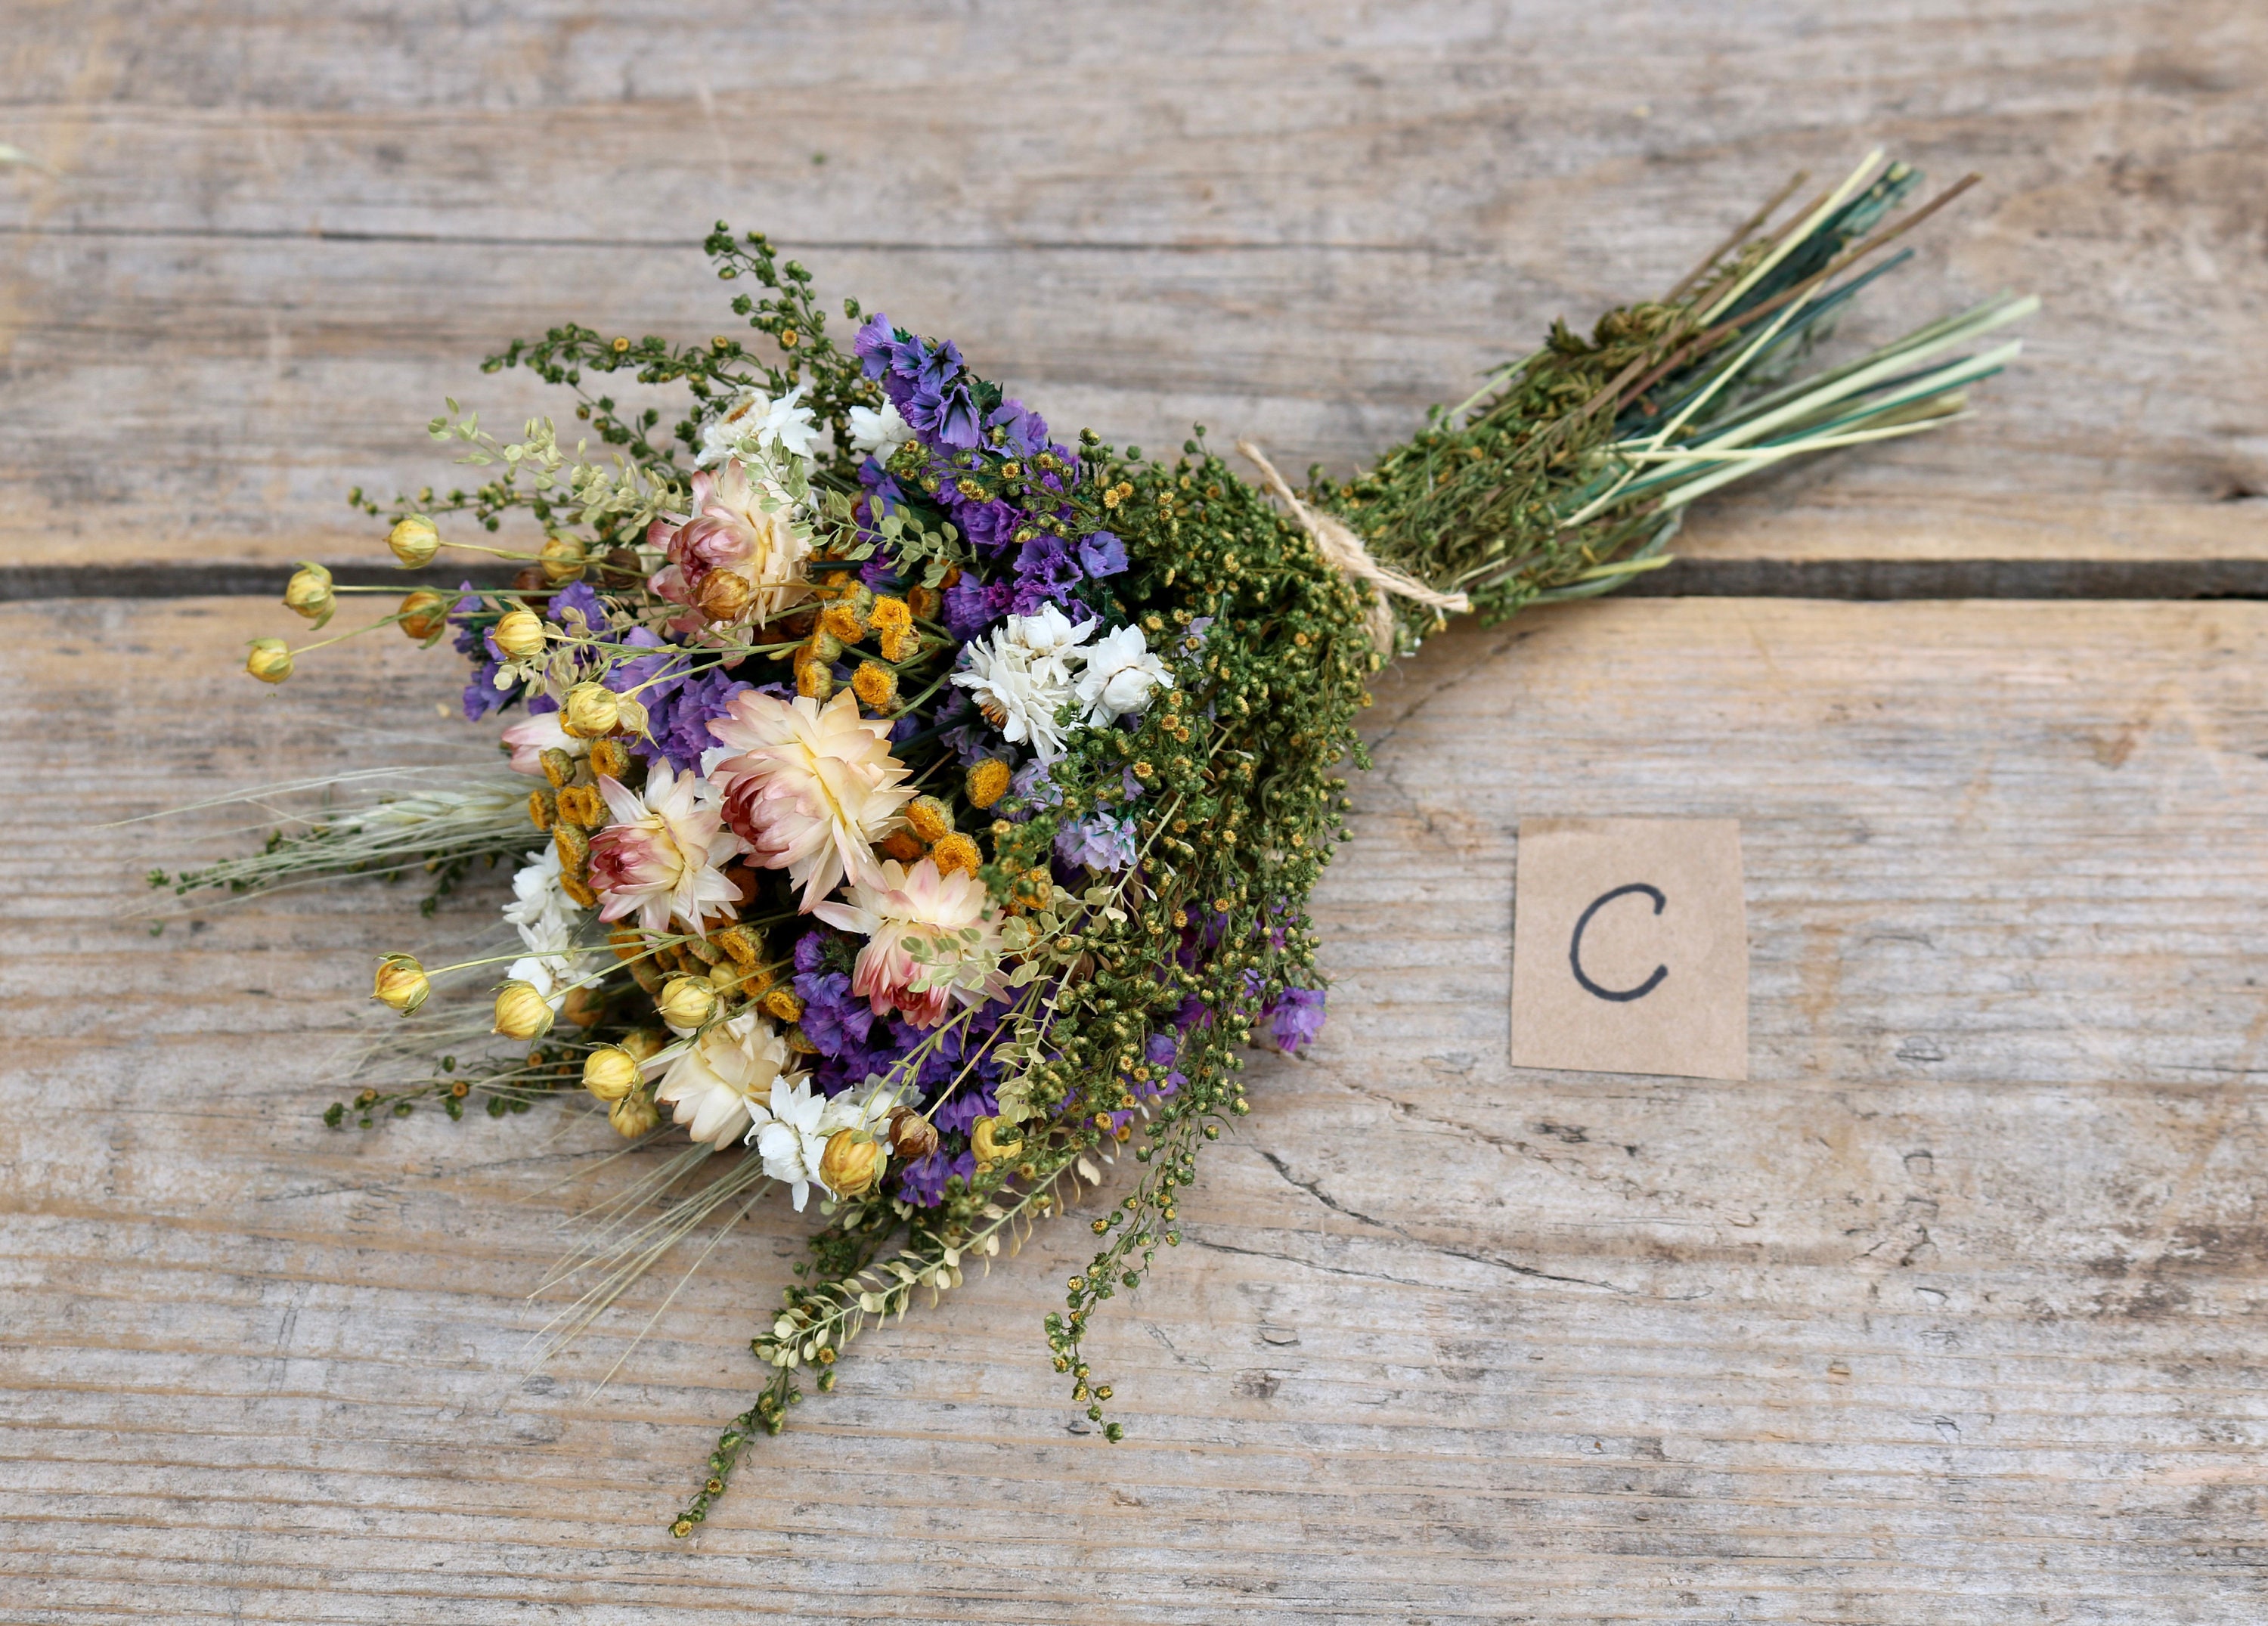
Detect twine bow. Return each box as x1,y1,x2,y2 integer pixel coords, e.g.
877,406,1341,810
1237,440,1471,658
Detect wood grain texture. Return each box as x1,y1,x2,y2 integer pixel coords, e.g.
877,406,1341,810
8,595,2268,1621
2,0,2263,572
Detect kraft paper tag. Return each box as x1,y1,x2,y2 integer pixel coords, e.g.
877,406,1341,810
1510,819,1748,1082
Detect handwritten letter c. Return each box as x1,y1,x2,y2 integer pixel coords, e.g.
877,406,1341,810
1569,883,1669,1002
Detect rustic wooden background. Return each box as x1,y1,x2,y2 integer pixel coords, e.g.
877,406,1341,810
7,2,2267,1621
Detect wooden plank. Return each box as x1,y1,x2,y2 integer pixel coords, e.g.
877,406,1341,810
2,0,2263,573
7,594,2266,1620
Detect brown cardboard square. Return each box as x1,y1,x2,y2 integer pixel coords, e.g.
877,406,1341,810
1510,818,1748,1081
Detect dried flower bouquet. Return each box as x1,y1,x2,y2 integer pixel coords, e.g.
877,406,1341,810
179,153,2029,1532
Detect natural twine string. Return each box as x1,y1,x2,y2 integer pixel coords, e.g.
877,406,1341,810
1237,440,1471,656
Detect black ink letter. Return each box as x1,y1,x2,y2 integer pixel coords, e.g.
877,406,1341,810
1569,883,1668,1002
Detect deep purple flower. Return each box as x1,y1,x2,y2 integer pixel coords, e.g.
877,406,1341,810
793,930,830,974
794,968,877,1058
640,664,753,775
989,398,1051,459
461,661,515,720
931,1082,999,1137
548,581,610,633
896,1147,976,1208
1269,986,1328,1054
1077,531,1128,577
950,496,1023,554
943,574,1013,641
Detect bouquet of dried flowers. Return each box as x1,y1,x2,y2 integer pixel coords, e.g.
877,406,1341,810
179,153,2028,1532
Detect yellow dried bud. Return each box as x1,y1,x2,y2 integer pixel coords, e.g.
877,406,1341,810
398,588,449,641
867,594,912,639
562,681,621,739
964,758,1012,810
493,608,547,660
371,953,429,1015
713,925,761,966
619,1027,670,1063
970,1116,1022,1169
492,979,556,1041
551,820,590,878
554,783,606,828
850,660,897,708
696,568,754,624
879,830,925,863
887,1105,939,1162
801,627,845,664
582,1045,641,1102
587,736,632,780
761,986,805,1024
818,602,867,643
906,584,938,621
282,562,334,627
609,1090,660,1138
795,658,834,701
538,747,576,788
561,983,607,1028
527,787,556,831
656,975,716,1030
244,638,294,684
387,515,440,567
905,795,955,844
538,534,587,583
929,832,981,877
819,1128,883,1197
559,872,597,909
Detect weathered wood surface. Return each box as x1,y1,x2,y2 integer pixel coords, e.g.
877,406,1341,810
8,596,2268,1622
9,2,2268,1620
2,1,2263,574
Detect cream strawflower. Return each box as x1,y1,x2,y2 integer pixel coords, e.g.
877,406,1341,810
585,763,747,934
745,1071,908,1210
648,456,812,629
696,383,823,467
1077,622,1173,724
500,846,589,1008
951,605,1096,761
654,1011,804,1149
707,689,916,911
813,856,1010,1028
847,400,913,461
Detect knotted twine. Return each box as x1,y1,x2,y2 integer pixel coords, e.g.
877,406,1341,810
1236,440,1471,660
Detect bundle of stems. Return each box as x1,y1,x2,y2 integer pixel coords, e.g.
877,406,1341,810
1345,152,2037,631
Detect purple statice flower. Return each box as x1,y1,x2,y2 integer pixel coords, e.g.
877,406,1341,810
605,628,686,700
928,689,995,765
461,660,515,720
1005,759,1060,823
943,573,1013,641
1009,537,1086,615
857,456,906,514
1055,812,1137,872
951,496,1022,554
897,1147,977,1208
793,930,831,974
1077,531,1128,578
547,581,611,634
641,665,753,776
1268,986,1328,1054
931,1082,999,1138
988,398,1051,459
794,969,877,1058
860,553,899,590
857,315,982,451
